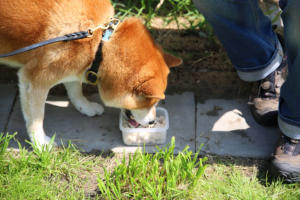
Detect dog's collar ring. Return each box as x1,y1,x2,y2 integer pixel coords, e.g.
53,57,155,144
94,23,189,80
85,71,98,85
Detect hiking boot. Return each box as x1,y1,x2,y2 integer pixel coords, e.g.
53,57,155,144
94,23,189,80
270,134,300,183
249,57,287,126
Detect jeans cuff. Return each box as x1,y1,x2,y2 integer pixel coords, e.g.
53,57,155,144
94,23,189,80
278,117,300,140
236,40,283,82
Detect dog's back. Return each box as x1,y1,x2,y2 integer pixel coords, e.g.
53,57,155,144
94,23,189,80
0,0,114,65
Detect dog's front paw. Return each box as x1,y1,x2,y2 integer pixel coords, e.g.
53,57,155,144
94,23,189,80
89,102,105,116
74,101,104,117
30,135,57,150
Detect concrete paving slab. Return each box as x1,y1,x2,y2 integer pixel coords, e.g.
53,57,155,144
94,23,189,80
7,94,121,151
7,92,196,154
0,84,17,132
196,99,279,158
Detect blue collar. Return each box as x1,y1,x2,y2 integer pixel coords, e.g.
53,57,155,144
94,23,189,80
102,29,113,41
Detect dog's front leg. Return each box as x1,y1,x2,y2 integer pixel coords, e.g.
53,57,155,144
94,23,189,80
64,81,104,116
18,68,53,147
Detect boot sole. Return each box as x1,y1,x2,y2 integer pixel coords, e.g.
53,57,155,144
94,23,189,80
269,160,300,183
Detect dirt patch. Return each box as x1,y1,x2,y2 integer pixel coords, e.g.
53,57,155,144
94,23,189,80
80,153,133,199
150,28,253,98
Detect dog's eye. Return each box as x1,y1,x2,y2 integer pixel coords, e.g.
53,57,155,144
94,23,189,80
125,109,132,119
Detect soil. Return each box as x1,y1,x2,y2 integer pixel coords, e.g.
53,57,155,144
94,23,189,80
152,28,255,99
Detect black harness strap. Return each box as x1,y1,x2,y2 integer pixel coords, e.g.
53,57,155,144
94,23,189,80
0,31,90,58
85,26,117,85
85,41,103,85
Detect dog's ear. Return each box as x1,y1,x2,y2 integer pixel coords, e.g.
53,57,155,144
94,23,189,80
163,52,182,68
135,78,165,100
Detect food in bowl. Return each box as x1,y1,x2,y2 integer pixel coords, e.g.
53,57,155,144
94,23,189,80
119,107,169,145
122,115,166,128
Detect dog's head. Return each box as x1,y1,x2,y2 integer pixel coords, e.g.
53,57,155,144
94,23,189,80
97,18,182,126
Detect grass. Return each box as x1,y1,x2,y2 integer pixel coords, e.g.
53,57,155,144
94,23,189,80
1,133,300,200
97,137,207,199
0,133,94,200
112,0,208,30
192,158,300,200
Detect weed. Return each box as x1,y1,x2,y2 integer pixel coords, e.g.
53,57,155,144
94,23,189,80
0,133,16,159
97,137,207,199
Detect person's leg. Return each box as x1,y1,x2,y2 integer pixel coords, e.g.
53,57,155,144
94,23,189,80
193,0,283,81
192,0,285,126
278,0,300,139
270,0,300,182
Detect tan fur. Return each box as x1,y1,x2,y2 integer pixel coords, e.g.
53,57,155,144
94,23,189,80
0,0,182,146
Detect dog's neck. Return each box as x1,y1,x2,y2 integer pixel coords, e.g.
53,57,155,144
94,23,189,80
85,19,120,85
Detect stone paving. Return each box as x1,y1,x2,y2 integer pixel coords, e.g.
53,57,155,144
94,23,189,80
1,84,279,158
0,84,17,132
196,99,279,158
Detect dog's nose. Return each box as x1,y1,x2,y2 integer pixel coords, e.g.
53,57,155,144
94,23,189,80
148,120,155,125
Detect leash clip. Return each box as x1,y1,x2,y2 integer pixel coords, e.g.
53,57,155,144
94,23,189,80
108,18,121,30
87,18,120,36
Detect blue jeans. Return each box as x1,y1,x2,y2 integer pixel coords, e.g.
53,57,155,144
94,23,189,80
193,0,300,139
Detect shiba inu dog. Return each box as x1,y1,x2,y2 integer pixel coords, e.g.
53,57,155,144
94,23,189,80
0,0,182,146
